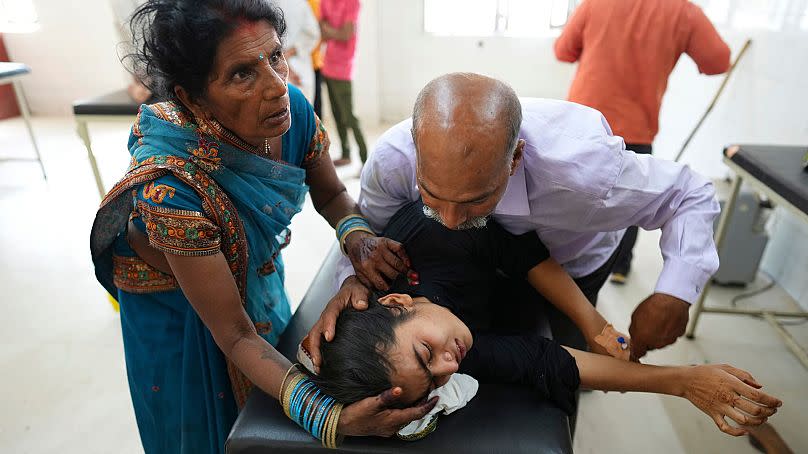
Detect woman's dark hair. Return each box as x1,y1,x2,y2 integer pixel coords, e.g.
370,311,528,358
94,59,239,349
311,297,415,404
125,0,287,101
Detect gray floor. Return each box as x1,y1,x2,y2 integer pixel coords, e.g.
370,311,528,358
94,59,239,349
0,117,805,453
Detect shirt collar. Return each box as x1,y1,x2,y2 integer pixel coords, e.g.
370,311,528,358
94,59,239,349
494,159,530,216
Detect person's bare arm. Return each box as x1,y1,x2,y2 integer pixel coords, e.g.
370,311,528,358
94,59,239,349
563,347,782,436
526,259,613,355
166,252,290,398
319,20,354,41
304,132,358,227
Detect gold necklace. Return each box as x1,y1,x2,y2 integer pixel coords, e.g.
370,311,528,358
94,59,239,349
204,118,273,159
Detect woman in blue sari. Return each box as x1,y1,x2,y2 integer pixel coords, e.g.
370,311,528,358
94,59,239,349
90,1,433,452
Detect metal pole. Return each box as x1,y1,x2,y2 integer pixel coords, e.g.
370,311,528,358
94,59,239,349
76,119,106,199
675,39,753,163
762,313,808,370
11,79,46,180
686,174,743,338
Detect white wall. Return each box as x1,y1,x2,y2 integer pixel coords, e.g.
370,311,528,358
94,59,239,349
375,1,574,124
4,0,131,115
350,0,381,127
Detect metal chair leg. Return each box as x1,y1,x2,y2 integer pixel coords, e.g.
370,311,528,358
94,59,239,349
76,118,106,199
11,79,46,180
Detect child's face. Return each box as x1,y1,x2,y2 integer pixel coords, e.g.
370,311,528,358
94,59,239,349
379,294,473,405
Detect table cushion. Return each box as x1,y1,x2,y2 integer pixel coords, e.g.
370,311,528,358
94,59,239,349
226,245,573,454
727,145,808,216
73,89,142,116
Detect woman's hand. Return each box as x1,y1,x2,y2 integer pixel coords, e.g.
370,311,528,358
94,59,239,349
338,387,438,437
306,276,370,372
681,364,782,436
343,230,412,290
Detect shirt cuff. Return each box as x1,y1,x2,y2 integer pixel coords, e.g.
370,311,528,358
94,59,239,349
654,257,713,304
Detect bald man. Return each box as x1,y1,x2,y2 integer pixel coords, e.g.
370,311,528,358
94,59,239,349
312,72,720,368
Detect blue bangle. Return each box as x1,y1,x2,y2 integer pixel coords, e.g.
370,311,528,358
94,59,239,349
295,385,317,425
313,397,335,438
290,381,314,424
336,214,371,240
302,389,322,430
288,379,309,418
310,394,333,437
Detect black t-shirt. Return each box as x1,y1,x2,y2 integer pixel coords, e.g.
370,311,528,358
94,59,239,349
383,200,550,331
382,201,580,415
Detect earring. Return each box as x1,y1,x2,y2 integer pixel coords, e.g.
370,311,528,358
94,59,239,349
263,138,271,156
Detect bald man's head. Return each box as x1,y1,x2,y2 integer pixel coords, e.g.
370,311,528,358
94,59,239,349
412,73,522,158
409,73,525,230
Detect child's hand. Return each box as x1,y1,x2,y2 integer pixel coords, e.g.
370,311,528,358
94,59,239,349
682,364,781,436
593,323,632,361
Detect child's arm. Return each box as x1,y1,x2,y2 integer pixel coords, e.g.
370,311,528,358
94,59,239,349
563,347,782,436
526,258,628,359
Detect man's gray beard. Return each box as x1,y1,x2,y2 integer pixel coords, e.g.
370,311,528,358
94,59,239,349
422,205,489,230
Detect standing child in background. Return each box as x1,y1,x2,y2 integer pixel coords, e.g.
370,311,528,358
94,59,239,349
320,0,368,167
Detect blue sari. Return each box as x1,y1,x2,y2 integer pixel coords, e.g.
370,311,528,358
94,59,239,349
90,85,328,453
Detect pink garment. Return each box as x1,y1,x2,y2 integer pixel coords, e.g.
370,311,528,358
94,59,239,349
321,0,360,81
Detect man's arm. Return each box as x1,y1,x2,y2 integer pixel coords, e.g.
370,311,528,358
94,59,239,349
553,0,590,63
580,145,720,305
684,2,731,75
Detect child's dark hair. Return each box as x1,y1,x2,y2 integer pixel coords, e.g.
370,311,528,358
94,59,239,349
310,297,414,404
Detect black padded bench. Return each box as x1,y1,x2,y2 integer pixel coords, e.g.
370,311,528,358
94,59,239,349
72,89,143,198
226,245,573,453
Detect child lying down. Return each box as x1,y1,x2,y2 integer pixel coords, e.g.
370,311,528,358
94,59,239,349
306,201,782,439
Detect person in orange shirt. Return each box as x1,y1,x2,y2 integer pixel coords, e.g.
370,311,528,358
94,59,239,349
555,0,730,284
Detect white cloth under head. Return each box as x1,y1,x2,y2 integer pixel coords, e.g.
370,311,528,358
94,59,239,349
397,373,479,437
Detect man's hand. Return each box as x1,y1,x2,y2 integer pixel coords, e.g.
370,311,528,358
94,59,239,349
306,276,369,371
344,230,411,291
338,387,439,437
629,293,690,361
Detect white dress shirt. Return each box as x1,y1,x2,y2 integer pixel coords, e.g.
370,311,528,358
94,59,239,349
335,98,720,304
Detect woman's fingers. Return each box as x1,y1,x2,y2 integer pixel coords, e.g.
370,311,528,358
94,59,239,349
724,404,767,427
348,282,369,309
385,396,439,430
383,238,411,270
710,413,748,437
720,364,763,389
733,395,778,419
374,260,399,282
734,382,782,408
381,245,408,275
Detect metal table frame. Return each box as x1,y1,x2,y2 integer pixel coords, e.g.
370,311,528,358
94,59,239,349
74,113,136,198
0,69,46,179
686,155,808,369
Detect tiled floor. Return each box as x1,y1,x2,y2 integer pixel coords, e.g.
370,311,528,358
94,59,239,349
0,116,805,453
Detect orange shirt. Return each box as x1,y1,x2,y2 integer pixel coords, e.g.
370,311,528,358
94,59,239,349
555,0,730,144
307,0,324,70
